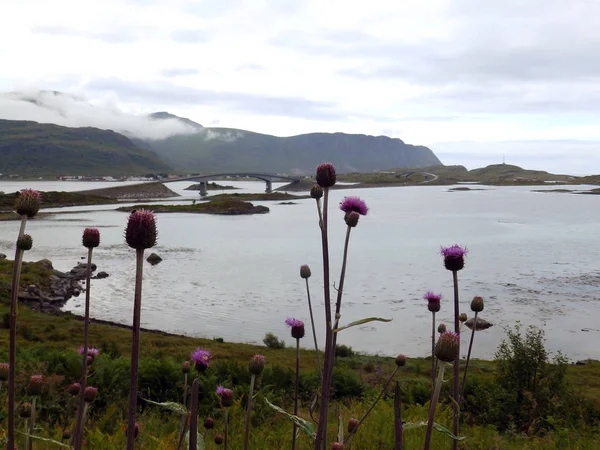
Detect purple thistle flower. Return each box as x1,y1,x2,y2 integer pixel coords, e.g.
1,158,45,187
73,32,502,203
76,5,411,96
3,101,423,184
285,318,305,339
125,209,157,250
340,197,369,216
423,292,442,313
216,385,234,407
191,348,212,373
79,346,100,356
440,244,468,271
82,228,100,249
316,163,336,188
15,189,42,217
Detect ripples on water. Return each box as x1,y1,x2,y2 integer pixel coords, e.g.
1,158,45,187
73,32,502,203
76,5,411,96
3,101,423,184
1,180,600,360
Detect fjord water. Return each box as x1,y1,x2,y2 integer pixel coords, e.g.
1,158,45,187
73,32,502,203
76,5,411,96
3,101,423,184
1,180,599,360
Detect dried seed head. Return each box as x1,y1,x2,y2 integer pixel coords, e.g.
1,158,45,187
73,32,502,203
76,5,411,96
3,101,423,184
316,163,336,188
310,184,323,200
125,209,157,250
15,189,41,218
82,228,100,249
347,418,359,433
27,375,43,396
0,362,8,381
83,386,98,402
248,354,266,375
395,354,407,367
471,296,484,312
300,264,311,279
17,234,33,251
435,331,460,363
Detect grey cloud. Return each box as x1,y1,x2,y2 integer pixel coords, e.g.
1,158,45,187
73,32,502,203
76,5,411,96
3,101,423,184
85,77,345,120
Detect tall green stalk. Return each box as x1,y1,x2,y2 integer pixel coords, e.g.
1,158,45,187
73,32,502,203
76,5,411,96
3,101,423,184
451,270,460,450
244,374,256,450
423,363,447,450
292,339,300,450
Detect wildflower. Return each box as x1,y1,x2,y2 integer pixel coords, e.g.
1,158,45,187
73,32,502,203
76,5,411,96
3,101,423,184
67,382,81,396
459,313,468,323
191,348,212,373
82,228,100,249
0,362,8,381
16,234,33,251
83,386,98,402
214,433,224,445
316,163,336,188
471,296,484,312
181,361,191,374
440,245,468,272
79,346,100,356
15,189,41,218
310,184,323,200
435,332,460,363
248,354,266,375
216,386,234,407
395,354,407,367
340,197,368,216
125,209,157,250
347,417,359,433
424,292,442,313
27,375,43,396
438,323,447,333
18,402,32,419
285,318,305,339
300,264,311,279
204,417,214,430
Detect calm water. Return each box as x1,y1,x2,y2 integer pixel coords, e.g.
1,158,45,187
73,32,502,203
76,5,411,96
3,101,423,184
1,180,600,360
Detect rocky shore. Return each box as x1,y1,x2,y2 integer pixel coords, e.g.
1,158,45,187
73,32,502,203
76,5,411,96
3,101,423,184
17,260,108,314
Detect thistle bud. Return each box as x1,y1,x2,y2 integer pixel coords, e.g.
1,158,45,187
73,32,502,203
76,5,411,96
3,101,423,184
27,375,43,396
17,234,33,251
471,296,484,313
204,417,214,430
248,354,266,375
285,318,305,339
83,386,98,402
344,211,360,227
0,362,8,381
332,443,344,450
300,264,311,279
316,163,336,188
62,429,71,440
395,354,407,367
82,228,100,249
18,402,32,418
424,292,442,313
214,433,224,445
459,313,468,323
347,418,359,433
440,245,468,272
15,189,41,218
125,209,157,250
126,422,139,439
310,184,323,200
437,323,447,334
435,332,460,363
87,355,94,366
216,386,234,407
67,382,81,396
181,361,191,374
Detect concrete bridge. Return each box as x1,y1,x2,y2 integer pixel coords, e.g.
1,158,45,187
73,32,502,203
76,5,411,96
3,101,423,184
396,172,439,184
164,173,301,196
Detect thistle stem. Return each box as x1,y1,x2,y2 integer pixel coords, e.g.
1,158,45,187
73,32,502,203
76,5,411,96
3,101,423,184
188,378,199,450
73,247,93,450
394,381,403,450
451,270,460,450
224,408,229,450
345,367,399,444
423,363,447,450
28,396,37,450
292,339,300,450
8,215,28,450
244,374,256,450
460,312,479,407
431,311,436,389
315,188,332,450
24,418,29,450
127,249,145,450
176,373,190,450
331,226,352,354
304,278,322,379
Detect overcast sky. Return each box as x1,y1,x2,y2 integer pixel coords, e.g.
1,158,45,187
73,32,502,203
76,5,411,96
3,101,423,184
1,0,599,174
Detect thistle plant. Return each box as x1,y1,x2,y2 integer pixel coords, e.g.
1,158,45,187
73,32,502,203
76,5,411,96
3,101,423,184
216,386,234,450
26,375,43,450
286,318,305,450
460,296,485,406
440,244,467,448
244,354,265,450
73,227,100,450
176,361,191,450
300,264,321,377
424,331,460,450
8,188,41,450
186,348,212,449
424,292,442,387
19,401,32,450
125,209,157,450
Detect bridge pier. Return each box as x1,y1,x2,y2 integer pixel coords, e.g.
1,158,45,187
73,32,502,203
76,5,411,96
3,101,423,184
199,181,208,197
265,179,272,193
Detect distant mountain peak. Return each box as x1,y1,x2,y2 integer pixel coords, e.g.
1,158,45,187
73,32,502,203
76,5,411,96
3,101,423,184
149,112,203,130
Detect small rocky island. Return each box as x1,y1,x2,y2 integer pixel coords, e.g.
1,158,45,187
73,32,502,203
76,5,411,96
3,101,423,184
117,199,270,215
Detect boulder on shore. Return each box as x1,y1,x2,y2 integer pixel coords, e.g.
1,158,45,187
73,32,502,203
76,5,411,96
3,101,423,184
146,253,163,265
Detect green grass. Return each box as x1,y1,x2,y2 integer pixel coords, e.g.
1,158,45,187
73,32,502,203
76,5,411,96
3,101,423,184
0,191,115,213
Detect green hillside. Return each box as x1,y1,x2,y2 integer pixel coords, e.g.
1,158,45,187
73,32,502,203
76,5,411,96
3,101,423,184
0,119,171,177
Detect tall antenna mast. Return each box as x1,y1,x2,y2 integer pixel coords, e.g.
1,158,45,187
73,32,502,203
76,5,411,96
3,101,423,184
502,153,505,164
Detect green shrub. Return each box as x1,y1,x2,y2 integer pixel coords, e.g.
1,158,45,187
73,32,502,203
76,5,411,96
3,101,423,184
335,344,354,358
263,332,285,349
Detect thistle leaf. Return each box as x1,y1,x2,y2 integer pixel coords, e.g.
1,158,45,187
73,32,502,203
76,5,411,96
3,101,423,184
402,421,466,440
143,399,189,415
16,432,71,448
333,317,393,333
264,398,316,439
185,430,206,450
